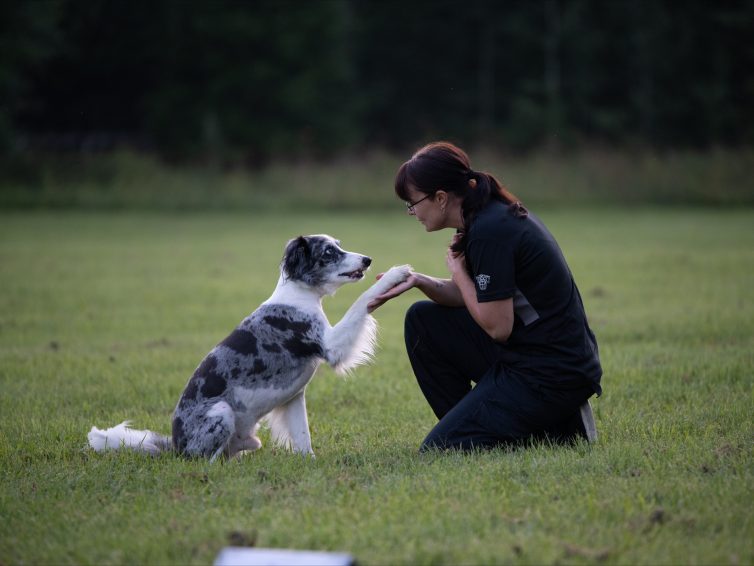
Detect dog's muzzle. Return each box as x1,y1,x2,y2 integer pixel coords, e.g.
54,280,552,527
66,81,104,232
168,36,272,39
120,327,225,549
340,256,371,280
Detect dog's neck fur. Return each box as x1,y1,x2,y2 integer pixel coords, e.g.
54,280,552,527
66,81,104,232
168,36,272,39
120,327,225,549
263,273,338,313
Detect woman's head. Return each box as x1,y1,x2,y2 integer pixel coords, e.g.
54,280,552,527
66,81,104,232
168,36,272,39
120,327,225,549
395,141,527,242
395,142,473,203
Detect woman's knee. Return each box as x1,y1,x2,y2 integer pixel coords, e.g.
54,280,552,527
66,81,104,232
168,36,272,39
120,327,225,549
419,427,502,452
404,300,441,336
405,299,436,323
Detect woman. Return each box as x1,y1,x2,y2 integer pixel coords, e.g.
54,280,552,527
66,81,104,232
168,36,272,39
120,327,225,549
369,142,602,451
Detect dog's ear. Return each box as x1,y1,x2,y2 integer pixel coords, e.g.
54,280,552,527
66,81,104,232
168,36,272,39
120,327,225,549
282,236,311,281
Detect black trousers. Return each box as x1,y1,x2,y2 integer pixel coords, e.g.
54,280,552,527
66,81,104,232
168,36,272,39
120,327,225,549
405,301,595,451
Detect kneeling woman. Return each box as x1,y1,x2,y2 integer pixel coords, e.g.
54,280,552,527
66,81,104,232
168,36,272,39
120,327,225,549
369,142,602,451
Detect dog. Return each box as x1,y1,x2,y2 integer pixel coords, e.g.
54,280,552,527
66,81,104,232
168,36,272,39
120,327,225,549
88,234,411,461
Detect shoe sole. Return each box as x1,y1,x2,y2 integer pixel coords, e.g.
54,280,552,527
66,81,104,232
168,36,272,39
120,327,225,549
580,400,598,443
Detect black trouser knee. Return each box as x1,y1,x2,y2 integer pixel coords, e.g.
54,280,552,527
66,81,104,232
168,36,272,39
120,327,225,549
404,301,500,420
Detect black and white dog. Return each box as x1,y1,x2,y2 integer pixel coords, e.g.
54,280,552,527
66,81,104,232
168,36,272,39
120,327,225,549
89,235,410,461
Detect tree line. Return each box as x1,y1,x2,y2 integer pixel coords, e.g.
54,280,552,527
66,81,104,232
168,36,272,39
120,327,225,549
2,0,752,162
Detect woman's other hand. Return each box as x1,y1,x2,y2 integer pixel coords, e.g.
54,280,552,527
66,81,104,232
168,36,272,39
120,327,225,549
446,234,466,280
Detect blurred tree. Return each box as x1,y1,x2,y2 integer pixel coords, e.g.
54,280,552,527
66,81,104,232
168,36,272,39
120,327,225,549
145,0,358,162
0,1,62,151
2,0,753,160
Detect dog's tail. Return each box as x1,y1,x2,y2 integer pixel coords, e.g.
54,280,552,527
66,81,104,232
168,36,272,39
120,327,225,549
88,421,172,455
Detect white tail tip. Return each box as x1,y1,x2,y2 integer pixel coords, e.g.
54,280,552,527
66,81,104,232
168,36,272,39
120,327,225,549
88,421,169,455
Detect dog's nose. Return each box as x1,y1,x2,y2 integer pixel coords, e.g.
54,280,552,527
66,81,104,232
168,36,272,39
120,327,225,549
362,256,372,267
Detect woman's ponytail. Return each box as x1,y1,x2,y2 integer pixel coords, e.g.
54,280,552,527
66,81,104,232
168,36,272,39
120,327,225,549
451,170,527,253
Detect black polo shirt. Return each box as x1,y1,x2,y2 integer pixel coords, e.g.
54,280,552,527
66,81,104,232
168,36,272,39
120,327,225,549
465,200,602,394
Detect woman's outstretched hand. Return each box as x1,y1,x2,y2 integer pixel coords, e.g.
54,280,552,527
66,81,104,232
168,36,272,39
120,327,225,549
367,271,418,313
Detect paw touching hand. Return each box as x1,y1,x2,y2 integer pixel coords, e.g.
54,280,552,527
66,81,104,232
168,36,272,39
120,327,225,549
367,265,415,313
379,264,412,288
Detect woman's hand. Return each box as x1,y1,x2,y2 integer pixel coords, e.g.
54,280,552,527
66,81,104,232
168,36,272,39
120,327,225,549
445,233,466,281
368,234,469,313
367,271,419,313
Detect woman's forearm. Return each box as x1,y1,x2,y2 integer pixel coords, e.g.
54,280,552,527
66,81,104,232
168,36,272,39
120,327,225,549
453,269,486,322
414,273,465,307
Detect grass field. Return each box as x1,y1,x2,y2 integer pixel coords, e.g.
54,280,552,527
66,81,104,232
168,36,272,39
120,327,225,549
0,208,752,565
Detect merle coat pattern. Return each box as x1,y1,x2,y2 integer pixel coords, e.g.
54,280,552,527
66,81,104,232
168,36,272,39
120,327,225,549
89,235,411,460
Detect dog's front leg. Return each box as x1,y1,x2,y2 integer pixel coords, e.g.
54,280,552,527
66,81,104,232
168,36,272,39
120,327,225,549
325,264,411,373
277,391,315,456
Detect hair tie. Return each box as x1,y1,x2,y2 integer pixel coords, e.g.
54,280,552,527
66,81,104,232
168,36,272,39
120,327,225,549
467,170,477,189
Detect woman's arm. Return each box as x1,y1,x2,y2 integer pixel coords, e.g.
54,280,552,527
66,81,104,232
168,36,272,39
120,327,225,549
413,273,464,306
446,243,514,343
366,271,464,313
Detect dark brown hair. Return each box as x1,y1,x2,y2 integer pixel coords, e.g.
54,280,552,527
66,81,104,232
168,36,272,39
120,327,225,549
394,141,527,253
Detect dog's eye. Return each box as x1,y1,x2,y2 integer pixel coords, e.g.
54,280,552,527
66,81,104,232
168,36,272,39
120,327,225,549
324,247,334,256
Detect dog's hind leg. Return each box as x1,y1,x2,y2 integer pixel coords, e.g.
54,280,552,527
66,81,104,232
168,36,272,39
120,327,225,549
266,392,314,456
228,423,262,457
177,400,236,462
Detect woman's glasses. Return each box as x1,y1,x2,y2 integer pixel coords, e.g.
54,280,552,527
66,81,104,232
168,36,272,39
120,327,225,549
405,193,432,213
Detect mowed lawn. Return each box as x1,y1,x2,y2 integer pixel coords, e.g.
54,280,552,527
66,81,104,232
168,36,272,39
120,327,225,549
0,208,752,565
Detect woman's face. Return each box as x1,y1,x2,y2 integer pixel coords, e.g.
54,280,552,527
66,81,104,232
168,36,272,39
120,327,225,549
405,184,462,232
405,184,443,232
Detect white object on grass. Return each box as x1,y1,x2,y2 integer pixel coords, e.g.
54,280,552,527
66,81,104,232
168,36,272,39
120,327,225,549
214,547,354,566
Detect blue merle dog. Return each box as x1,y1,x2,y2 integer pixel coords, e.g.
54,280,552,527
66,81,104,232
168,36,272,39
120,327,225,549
89,235,411,460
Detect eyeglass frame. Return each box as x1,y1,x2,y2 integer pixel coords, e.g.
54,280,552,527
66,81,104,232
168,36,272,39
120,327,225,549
405,193,433,213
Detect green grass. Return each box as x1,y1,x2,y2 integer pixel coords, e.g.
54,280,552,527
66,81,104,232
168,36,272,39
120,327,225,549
0,208,752,565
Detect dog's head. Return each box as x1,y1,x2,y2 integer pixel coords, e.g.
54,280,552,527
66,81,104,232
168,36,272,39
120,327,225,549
281,235,372,293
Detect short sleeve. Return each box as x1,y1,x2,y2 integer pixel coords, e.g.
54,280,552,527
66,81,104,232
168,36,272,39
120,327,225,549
465,237,517,302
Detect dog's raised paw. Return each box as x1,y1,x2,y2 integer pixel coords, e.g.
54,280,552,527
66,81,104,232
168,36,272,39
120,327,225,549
380,264,412,288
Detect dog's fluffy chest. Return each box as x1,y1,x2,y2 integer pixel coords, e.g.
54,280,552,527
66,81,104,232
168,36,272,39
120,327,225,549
175,304,326,416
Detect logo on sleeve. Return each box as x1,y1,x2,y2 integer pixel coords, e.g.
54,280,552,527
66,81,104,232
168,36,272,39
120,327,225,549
475,274,491,291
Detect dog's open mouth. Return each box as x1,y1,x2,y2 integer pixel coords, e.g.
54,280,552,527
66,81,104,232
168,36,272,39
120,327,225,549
339,268,366,279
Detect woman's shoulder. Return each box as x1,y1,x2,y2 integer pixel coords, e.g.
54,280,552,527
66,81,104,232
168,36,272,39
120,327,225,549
469,200,531,239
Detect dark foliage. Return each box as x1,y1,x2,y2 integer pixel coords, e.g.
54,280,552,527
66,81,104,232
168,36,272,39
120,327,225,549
2,0,753,161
